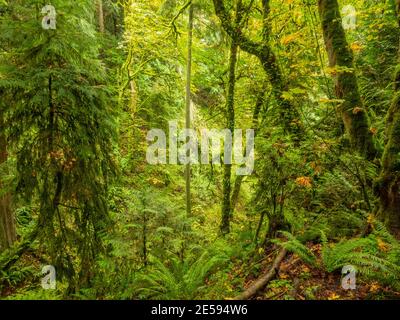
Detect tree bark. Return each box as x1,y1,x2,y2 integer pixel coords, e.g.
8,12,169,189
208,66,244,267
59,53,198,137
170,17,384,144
231,88,265,210
395,0,400,27
376,0,400,232
97,0,105,34
0,112,16,252
185,3,193,217
221,40,238,235
318,0,377,160
234,248,287,300
212,0,302,138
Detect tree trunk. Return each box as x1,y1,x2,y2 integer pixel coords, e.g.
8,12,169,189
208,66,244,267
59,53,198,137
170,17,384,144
234,248,287,300
376,0,400,233
0,112,16,252
220,40,238,235
97,0,105,34
231,88,265,210
212,0,303,138
318,0,377,160
185,3,193,217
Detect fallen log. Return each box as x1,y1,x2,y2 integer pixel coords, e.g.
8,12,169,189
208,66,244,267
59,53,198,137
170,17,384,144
234,248,288,300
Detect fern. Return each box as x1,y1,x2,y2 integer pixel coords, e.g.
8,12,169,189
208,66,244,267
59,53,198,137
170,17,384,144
135,251,228,300
321,231,400,286
273,231,317,267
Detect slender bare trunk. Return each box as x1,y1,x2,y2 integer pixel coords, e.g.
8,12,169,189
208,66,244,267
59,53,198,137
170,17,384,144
97,0,105,34
185,4,193,217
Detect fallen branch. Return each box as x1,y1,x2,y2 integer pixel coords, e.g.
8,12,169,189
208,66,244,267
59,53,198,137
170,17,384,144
233,248,287,300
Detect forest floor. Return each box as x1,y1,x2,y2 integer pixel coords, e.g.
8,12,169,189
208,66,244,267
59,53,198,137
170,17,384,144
243,244,400,300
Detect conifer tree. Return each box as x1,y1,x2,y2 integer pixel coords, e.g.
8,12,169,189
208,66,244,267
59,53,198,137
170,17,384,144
0,0,116,289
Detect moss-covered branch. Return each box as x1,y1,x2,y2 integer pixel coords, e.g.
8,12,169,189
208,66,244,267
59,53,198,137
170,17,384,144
212,0,302,137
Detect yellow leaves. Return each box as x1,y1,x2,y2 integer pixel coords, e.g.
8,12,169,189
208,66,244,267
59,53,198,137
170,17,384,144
282,88,307,100
328,292,341,300
352,107,364,114
377,238,390,252
367,214,375,225
282,91,294,101
281,33,299,46
350,42,363,53
48,149,65,160
301,265,310,273
375,23,386,30
326,65,354,76
295,176,313,188
370,127,378,135
319,98,345,106
148,177,164,187
369,282,381,293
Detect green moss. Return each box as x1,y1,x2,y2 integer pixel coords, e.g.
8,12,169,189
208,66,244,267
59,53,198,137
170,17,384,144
319,0,377,159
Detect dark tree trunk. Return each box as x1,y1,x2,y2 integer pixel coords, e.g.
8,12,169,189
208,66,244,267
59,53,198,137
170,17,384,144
318,0,377,160
220,40,238,235
0,112,16,252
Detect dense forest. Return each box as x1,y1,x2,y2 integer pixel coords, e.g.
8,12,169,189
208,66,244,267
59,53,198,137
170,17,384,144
1,0,400,301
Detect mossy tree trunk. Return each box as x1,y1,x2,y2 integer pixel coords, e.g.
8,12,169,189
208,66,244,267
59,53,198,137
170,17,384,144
220,40,238,235
0,112,16,252
213,0,302,138
318,0,377,160
231,87,265,210
376,0,400,232
220,0,244,234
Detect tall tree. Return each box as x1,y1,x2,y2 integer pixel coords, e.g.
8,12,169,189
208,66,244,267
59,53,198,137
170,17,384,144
0,2,16,254
318,0,377,159
213,0,303,138
376,0,400,232
220,40,238,235
0,0,116,289
230,87,266,211
185,2,194,217
0,109,16,252
97,0,105,33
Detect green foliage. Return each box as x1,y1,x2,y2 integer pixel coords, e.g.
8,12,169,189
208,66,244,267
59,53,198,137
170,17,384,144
321,222,400,287
2,0,400,301
134,250,228,300
273,231,317,267
0,0,117,288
